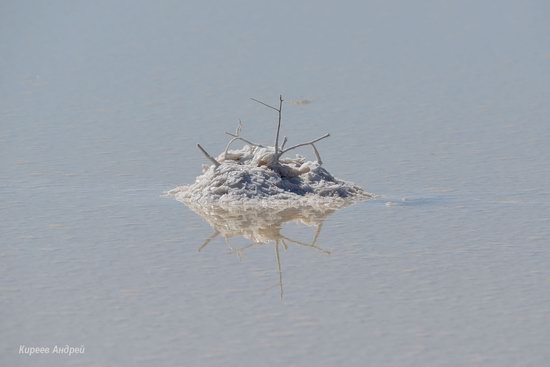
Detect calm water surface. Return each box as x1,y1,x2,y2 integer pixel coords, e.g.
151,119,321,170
2,1,550,366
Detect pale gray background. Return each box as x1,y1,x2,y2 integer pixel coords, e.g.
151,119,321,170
1,0,550,366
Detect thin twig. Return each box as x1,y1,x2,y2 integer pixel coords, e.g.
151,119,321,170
312,143,322,165
250,96,284,157
250,98,279,112
223,136,263,159
224,121,263,157
223,137,239,158
224,133,263,147
275,95,283,153
281,136,288,149
196,96,330,174
281,133,330,155
197,144,220,167
236,119,243,135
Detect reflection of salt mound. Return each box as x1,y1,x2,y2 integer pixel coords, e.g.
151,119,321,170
169,145,372,207
182,198,340,244
181,197,338,300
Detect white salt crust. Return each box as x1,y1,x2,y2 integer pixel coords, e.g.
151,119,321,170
168,145,373,208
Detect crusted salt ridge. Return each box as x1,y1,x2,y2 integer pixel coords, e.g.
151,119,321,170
168,145,373,208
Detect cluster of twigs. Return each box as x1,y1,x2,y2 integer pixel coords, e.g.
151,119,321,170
196,95,330,171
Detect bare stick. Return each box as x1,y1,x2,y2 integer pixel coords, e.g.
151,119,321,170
223,136,250,159
223,137,240,158
250,98,279,112
236,119,243,135
223,121,263,158
281,133,330,154
281,136,288,149
197,144,220,167
224,134,263,147
275,95,283,153
224,137,263,158
250,96,284,156
312,143,322,165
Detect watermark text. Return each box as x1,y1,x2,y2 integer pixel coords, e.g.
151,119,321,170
19,345,85,356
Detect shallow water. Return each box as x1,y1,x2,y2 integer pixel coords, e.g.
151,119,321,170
2,1,550,366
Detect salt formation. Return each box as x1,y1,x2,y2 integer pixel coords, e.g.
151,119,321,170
169,96,373,207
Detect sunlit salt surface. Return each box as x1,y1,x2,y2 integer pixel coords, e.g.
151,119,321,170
169,145,372,207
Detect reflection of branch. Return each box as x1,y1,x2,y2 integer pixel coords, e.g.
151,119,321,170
281,239,289,250
187,202,341,300
275,240,283,301
279,221,330,255
313,222,323,244
224,236,233,251
280,235,331,255
198,230,219,252
231,242,257,261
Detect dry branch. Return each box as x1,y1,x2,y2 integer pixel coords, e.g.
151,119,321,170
197,144,220,167
197,95,331,170
275,95,283,153
280,133,330,155
312,143,322,164
250,97,279,112
250,96,284,155
223,121,263,159
281,136,288,150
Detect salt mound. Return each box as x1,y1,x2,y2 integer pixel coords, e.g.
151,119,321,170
168,144,372,208
168,96,373,208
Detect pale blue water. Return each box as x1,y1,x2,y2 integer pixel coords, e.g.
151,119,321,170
2,1,550,366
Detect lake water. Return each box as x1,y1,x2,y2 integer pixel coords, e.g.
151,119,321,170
2,1,550,366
